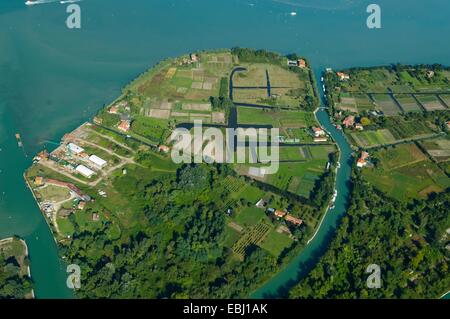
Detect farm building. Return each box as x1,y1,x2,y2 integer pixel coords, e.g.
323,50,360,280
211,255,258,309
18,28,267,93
298,59,307,68
274,210,287,218
78,201,86,210
337,72,350,81
118,120,131,132
108,106,119,114
89,155,107,168
285,214,303,226
357,151,370,168
34,176,44,186
158,145,170,153
312,127,326,137
67,143,84,155
76,165,95,178
343,115,355,128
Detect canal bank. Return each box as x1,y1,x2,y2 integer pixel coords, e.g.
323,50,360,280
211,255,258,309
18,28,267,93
251,68,354,298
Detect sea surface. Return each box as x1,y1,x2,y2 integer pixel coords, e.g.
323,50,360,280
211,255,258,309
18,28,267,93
0,0,449,298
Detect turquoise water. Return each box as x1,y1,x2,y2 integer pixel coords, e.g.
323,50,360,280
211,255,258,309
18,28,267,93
1,0,449,298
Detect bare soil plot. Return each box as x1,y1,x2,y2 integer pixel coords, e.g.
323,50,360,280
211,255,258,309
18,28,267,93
233,65,267,87
185,89,213,100
337,96,358,112
373,94,402,115
171,112,190,117
394,94,421,112
212,112,226,123
439,94,450,107
416,95,446,111
202,82,213,90
165,67,177,79
233,89,268,102
192,69,205,81
182,103,211,111
149,109,170,119
190,114,211,122
266,64,303,87
354,93,375,111
420,137,450,162
191,82,203,89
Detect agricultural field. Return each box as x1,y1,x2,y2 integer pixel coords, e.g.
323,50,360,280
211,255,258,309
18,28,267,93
232,62,316,109
394,94,422,112
419,137,450,162
326,65,450,116
237,107,316,127
439,94,450,107
350,129,397,148
235,144,335,198
335,93,375,113
349,116,437,148
362,143,450,201
415,94,447,111
372,94,401,115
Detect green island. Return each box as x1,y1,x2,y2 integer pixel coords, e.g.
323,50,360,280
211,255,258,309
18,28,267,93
25,48,339,298
23,52,450,299
0,237,33,299
288,65,450,298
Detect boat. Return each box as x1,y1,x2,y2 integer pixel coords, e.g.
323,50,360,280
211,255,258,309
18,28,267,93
15,133,23,147
329,190,338,208
290,12,297,16
25,0,38,5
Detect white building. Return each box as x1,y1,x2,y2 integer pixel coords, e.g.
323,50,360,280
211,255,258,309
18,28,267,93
89,155,107,168
68,143,84,155
76,165,95,178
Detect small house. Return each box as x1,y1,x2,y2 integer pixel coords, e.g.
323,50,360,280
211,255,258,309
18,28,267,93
298,59,307,68
108,105,119,114
118,120,131,132
274,210,287,218
337,72,350,81
312,127,325,137
78,201,86,210
34,176,45,186
158,145,170,153
343,115,355,128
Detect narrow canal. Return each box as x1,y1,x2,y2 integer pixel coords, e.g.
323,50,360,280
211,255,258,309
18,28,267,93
251,69,354,298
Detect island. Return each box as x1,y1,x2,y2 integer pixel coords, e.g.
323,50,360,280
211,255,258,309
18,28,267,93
0,237,33,299
25,50,449,299
25,48,339,298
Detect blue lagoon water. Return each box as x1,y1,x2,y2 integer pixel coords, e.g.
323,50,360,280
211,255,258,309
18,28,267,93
0,0,449,298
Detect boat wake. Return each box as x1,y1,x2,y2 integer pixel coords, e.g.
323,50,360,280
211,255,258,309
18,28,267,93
270,0,359,11
25,0,82,6
25,0,59,6
60,0,82,4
